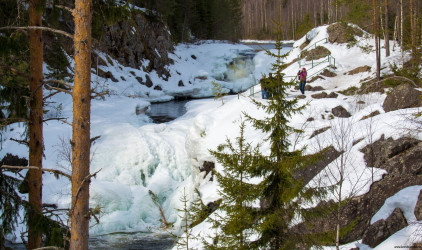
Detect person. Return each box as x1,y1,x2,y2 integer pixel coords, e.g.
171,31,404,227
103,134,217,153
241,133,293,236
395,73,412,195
297,67,307,94
260,74,270,99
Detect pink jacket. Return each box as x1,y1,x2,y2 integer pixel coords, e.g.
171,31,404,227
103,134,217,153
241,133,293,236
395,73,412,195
299,70,307,81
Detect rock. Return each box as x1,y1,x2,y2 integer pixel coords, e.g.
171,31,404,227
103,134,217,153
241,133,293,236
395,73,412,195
295,146,341,185
100,12,174,78
382,84,422,112
360,136,420,169
312,92,338,99
120,76,126,81
362,208,408,248
321,69,337,77
332,105,351,118
297,94,306,99
136,76,143,84
178,80,184,87
414,190,422,220
308,75,324,83
383,142,422,177
191,54,197,60
309,126,331,139
145,74,153,88
310,86,325,91
348,65,371,75
360,110,380,120
97,68,119,82
200,161,215,180
154,85,162,91
327,23,363,44
300,46,331,61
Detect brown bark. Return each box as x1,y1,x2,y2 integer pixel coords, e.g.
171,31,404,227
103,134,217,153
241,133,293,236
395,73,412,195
70,0,92,248
28,0,43,248
385,0,390,57
410,0,415,54
373,0,380,81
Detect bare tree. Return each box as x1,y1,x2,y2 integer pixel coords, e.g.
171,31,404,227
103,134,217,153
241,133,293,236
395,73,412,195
70,0,93,248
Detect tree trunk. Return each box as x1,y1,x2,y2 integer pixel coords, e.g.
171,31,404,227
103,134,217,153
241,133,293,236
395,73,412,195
385,0,390,57
410,0,415,54
28,0,43,248
70,0,92,249
373,0,380,81
401,0,404,66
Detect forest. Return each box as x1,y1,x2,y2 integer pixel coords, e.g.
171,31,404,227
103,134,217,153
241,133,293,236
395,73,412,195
1,0,422,249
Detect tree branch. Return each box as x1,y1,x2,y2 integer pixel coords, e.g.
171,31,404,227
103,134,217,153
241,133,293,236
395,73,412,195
55,5,74,13
10,138,29,146
0,63,31,79
68,169,102,217
1,165,71,179
91,90,109,99
45,79,74,89
45,85,72,95
0,26,73,39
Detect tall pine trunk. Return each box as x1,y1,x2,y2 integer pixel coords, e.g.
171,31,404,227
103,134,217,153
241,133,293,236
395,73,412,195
70,0,92,248
373,0,380,81
385,0,390,57
28,0,43,248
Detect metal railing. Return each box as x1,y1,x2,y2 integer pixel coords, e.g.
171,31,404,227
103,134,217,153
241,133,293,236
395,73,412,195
247,37,337,97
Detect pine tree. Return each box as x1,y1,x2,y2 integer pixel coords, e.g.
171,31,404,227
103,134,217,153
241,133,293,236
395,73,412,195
206,121,261,249
244,4,329,248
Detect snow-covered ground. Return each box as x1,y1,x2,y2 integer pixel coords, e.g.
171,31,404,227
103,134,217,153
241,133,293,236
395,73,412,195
2,25,422,249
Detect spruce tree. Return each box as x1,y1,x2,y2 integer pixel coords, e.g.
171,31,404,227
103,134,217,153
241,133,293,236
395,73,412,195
206,121,261,249
244,8,329,249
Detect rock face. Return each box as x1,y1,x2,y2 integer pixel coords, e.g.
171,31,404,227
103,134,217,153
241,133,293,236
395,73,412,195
362,208,408,248
100,11,174,78
382,84,422,112
293,137,422,245
300,46,331,61
360,136,420,168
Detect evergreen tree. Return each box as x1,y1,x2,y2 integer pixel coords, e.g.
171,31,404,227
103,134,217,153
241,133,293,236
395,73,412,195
244,8,329,249
206,121,261,249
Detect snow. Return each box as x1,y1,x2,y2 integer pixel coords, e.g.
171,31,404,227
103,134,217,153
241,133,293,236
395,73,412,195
2,24,422,249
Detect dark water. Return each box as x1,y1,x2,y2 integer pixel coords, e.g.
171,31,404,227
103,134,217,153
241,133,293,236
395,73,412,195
243,42,293,51
89,232,175,250
5,232,175,250
147,99,190,123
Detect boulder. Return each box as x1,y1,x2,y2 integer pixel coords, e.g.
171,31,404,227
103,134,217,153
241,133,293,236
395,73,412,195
362,208,408,248
200,161,215,180
309,126,331,139
347,65,371,75
414,190,422,221
360,110,380,120
382,84,422,112
311,91,338,99
332,105,351,118
300,46,331,61
327,23,363,44
321,69,337,77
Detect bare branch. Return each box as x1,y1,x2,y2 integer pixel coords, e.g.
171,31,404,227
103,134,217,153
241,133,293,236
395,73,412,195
68,169,102,217
45,85,72,95
10,138,29,146
0,26,73,39
1,165,71,179
43,91,61,100
1,118,29,126
33,247,65,250
91,90,109,99
45,79,74,89
55,5,74,13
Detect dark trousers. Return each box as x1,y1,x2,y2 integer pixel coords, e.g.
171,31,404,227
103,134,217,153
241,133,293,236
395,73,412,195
262,89,270,99
299,81,306,94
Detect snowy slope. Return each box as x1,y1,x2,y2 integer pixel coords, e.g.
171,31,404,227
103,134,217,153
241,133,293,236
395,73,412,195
2,24,422,249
